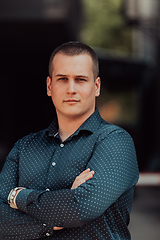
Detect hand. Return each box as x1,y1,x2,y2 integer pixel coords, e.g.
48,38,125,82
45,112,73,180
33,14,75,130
53,168,94,230
71,168,95,189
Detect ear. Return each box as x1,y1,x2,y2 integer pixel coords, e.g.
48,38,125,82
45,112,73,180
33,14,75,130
46,76,52,97
95,77,101,97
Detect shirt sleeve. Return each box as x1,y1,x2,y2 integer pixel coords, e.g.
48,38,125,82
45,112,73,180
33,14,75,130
0,141,54,240
16,129,139,229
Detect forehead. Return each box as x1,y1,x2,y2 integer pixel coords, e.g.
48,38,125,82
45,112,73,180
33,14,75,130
52,53,94,74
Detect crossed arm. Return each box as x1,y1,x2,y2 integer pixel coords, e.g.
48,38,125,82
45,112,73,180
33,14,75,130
0,130,139,239
0,165,95,239
8,168,95,230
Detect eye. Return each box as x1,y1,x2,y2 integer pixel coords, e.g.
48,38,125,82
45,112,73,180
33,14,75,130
76,78,87,82
58,77,68,81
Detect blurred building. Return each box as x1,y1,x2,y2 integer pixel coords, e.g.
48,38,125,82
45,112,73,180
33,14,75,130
96,0,160,171
124,0,160,171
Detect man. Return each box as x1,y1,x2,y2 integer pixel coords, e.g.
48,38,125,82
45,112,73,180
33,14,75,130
0,41,139,240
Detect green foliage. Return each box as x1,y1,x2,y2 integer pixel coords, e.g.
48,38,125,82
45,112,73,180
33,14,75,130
81,0,132,52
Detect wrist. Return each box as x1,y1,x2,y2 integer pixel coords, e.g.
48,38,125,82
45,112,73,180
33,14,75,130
8,187,25,209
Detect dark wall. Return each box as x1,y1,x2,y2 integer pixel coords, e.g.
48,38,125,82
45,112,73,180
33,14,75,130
0,22,69,169
0,1,83,170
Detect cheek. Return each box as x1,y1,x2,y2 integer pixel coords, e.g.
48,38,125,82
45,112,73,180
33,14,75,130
51,86,66,106
51,85,63,97
82,85,96,99
50,88,59,102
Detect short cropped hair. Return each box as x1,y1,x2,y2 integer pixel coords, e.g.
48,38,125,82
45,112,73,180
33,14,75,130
48,41,99,80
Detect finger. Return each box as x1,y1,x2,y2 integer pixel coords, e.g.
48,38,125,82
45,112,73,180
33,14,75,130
53,227,63,230
78,168,90,177
76,170,95,182
71,170,95,189
82,171,95,182
78,170,95,180
77,168,94,179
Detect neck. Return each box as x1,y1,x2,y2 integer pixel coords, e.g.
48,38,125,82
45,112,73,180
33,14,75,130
57,112,94,142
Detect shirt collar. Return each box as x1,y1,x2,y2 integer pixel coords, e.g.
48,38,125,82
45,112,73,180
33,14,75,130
45,108,104,138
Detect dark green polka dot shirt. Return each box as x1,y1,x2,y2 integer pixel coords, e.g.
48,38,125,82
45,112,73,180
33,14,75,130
0,108,139,240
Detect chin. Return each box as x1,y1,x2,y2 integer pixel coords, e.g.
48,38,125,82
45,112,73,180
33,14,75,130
63,109,83,118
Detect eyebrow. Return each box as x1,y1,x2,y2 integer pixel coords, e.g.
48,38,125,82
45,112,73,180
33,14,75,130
55,74,89,79
76,75,89,79
55,74,67,77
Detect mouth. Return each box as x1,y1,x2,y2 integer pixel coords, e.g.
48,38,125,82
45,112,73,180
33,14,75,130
64,99,80,103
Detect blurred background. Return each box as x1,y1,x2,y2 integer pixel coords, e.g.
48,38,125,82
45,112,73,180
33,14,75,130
0,0,159,239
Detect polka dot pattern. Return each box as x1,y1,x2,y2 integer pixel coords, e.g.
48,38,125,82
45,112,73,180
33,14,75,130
0,108,139,239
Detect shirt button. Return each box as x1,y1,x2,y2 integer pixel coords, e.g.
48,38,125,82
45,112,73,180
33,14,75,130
45,188,50,191
52,162,56,167
46,233,50,236
60,143,64,147
43,223,46,226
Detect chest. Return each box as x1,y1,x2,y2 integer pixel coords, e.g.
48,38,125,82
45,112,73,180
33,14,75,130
18,134,97,191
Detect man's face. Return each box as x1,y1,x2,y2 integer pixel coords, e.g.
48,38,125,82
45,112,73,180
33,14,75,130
46,53,100,121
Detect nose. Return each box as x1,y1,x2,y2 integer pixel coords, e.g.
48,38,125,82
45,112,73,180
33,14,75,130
67,79,77,95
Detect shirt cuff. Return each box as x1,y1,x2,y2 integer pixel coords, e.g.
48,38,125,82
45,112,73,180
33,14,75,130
16,188,34,212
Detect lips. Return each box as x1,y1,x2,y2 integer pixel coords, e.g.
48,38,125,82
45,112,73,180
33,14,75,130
64,99,80,103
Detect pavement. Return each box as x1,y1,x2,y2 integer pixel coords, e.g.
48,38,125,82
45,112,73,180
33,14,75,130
129,187,160,240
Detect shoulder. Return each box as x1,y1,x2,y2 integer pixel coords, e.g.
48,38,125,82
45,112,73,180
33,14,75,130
98,119,129,136
96,119,134,146
12,128,48,152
